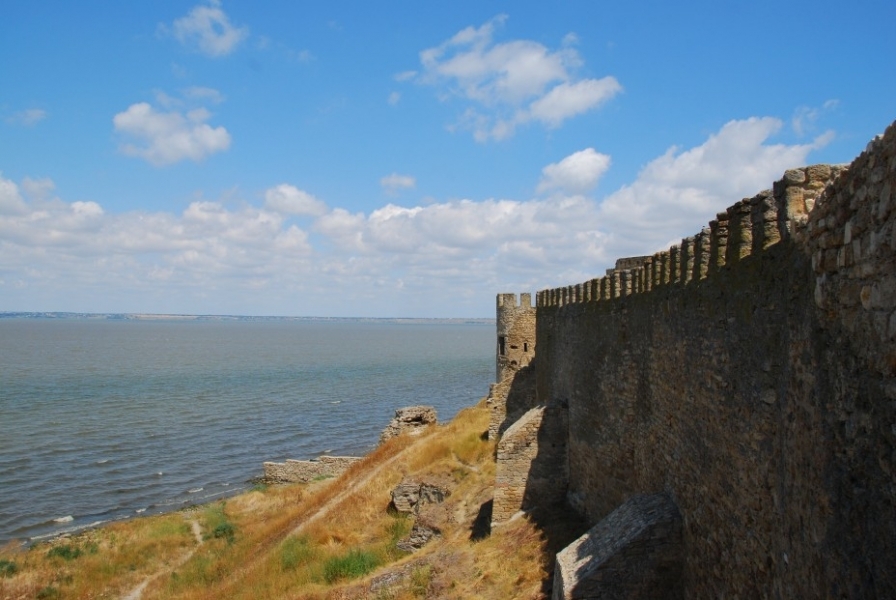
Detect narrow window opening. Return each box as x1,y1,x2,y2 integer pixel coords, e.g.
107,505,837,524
498,336,506,356
524,342,528,352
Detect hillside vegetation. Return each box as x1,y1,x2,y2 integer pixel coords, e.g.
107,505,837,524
0,399,580,599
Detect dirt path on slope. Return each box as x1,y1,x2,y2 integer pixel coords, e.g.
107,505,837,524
288,435,424,537
120,517,203,600
121,433,427,599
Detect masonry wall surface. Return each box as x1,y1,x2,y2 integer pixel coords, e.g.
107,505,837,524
496,293,535,383
263,455,362,483
534,122,896,597
493,404,568,523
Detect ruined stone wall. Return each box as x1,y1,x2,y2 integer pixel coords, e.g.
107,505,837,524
263,455,362,484
534,122,896,598
486,362,536,440
493,404,568,523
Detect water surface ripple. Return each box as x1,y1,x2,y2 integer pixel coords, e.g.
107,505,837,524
0,318,493,544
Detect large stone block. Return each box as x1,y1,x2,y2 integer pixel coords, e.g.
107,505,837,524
553,493,683,600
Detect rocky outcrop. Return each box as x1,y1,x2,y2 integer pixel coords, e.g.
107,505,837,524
390,477,451,552
390,478,451,514
396,521,441,552
380,406,437,442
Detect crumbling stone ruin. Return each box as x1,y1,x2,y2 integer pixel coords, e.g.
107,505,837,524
262,455,362,484
264,406,438,483
390,478,451,514
493,120,896,598
380,405,438,442
390,477,452,552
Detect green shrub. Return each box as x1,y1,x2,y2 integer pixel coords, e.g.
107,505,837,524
47,544,82,561
279,535,315,571
0,559,17,577
212,522,235,544
204,503,236,544
322,549,381,583
36,586,60,599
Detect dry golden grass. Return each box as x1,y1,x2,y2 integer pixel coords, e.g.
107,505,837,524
0,512,195,600
0,399,566,600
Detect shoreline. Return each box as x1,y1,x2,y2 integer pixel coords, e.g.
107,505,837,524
9,482,255,550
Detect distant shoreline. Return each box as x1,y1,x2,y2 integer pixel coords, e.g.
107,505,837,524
0,312,494,325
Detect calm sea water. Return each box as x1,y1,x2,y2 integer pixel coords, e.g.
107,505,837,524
0,318,494,545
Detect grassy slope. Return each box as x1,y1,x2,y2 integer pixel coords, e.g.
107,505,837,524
0,399,571,600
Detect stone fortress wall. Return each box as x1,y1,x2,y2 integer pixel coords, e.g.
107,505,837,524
493,121,896,598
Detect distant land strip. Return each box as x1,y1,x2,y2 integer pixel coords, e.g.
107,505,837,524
0,312,494,324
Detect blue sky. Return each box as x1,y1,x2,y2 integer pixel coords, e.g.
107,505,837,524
1,0,893,317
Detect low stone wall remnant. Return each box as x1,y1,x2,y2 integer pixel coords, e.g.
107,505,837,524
262,455,362,484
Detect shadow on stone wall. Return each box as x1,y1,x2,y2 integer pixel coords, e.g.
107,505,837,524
469,499,492,541
530,121,896,597
497,360,537,437
553,493,683,600
488,359,538,440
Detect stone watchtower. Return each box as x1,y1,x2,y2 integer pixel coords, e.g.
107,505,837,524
495,293,536,383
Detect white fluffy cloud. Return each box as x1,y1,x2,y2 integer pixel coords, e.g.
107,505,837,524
0,178,313,309
166,0,248,57
527,79,622,127
415,15,621,141
264,184,328,216
0,116,830,315
113,101,231,166
380,173,416,195
0,174,28,215
537,148,611,195
597,117,830,256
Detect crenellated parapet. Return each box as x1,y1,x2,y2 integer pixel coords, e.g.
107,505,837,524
496,120,896,598
535,163,849,309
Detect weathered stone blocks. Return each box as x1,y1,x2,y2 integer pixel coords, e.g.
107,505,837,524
390,478,450,514
492,403,568,524
552,493,683,600
380,406,437,442
521,120,896,597
262,455,362,483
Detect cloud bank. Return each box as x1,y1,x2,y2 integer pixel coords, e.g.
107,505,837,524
0,117,828,316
